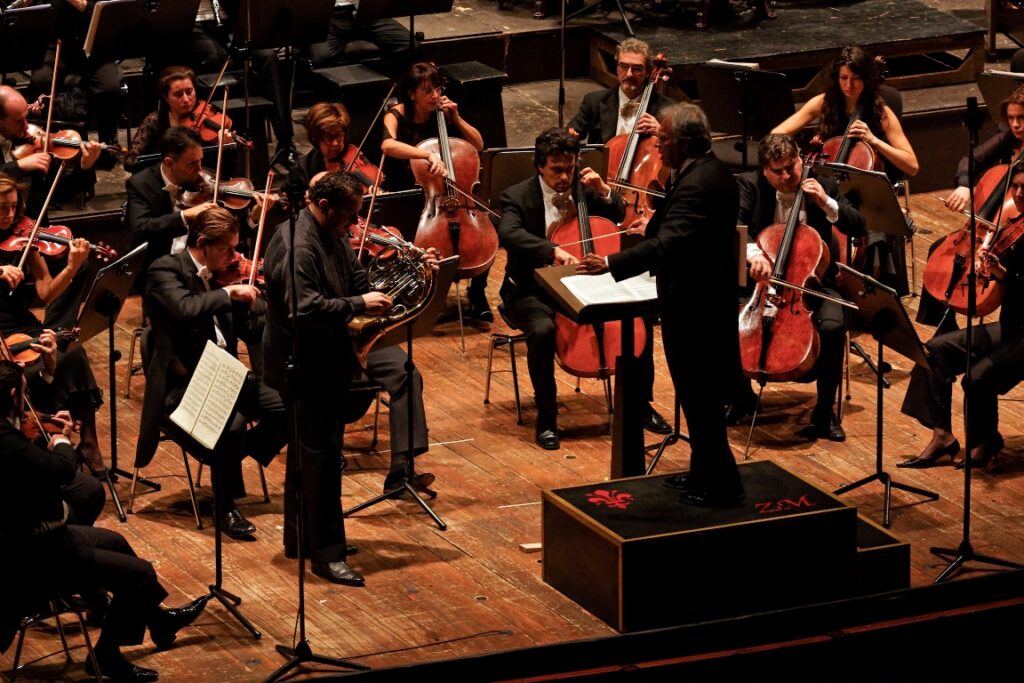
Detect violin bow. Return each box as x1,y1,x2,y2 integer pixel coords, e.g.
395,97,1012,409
345,83,397,184
42,39,60,156
194,57,231,129
212,87,229,205
356,164,387,262
248,170,274,287
13,160,66,275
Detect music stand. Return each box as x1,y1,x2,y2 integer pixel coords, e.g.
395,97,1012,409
480,145,608,211
84,0,198,62
566,0,635,37
74,243,151,523
355,0,454,53
831,263,938,528
0,4,56,76
694,63,793,171
977,71,1022,126
344,256,459,530
359,188,425,244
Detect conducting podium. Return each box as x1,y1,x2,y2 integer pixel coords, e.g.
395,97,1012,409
534,264,659,478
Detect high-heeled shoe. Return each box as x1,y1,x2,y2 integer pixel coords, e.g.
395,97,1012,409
897,439,960,468
955,434,1004,470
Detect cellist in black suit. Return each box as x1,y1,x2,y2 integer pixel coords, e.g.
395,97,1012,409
578,103,744,507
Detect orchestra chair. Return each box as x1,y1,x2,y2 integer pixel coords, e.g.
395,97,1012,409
8,597,102,683
484,303,528,425
342,373,385,449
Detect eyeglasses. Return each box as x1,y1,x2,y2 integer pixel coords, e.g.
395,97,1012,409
419,85,445,96
616,62,646,75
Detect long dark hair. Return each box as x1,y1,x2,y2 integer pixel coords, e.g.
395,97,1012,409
819,45,886,140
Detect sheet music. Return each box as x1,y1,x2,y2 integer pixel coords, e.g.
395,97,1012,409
169,341,248,450
561,272,657,307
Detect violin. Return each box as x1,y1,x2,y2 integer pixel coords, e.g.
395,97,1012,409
330,144,384,193
0,216,118,262
349,218,406,260
185,100,253,149
411,107,498,280
20,411,64,442
215,253,264,288
739,155,829,383
13,123,126,161
181,169,286,211
922,154,1022,317
605,54,671,236
549,167,646,378
3,328,79,367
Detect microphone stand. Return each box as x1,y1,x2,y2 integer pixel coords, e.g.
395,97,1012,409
930,97,1023,581
264,176,368,681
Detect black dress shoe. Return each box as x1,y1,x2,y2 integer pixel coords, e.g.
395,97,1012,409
311,560,365,587
898,439,960,468
222,508,256,539
725,393,758,426
86,655,159,683
150,595,210,650
643,407,672,435
679,487,746,508
535,428,560,450
955,434,1004,470
810,410,846,442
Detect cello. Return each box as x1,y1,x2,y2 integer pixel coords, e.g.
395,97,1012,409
411,107,498,280
604,54,671,232
922,153,1022,317
549,166,646,379
739,156,829,382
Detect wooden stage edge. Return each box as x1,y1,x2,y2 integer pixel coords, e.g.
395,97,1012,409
6,185,1024,680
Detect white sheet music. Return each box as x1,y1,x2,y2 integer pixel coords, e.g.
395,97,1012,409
561,272,657,307
169,341,248,450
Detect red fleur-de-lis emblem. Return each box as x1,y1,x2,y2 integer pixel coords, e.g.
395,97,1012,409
587,489,634,510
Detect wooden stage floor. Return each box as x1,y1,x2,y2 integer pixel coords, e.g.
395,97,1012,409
6,191,1024,681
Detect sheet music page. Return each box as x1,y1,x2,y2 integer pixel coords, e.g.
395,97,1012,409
561,272,657,306
169,341,248,450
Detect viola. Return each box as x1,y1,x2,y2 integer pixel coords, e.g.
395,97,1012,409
922,155,1022,317
13,123,126,161
215,253,264,288
605,54,671,235
185,100,253,149
411,107,498,280
181,169,286,211
738,156,828,383
549,169,646,378
4,328,79,367
0,216,118,262
330,144,384,192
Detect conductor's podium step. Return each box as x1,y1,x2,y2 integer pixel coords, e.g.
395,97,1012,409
542,460,909,632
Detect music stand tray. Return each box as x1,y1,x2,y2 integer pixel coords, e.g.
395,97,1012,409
534,264,659,479
375,255,459,349
977,71,1021,127
85,0,199,62
818,163,911,240
231,0,334,50
76,243,147,346
0,5,56,74
832,263,938,528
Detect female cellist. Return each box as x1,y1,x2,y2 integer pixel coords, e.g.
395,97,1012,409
0,172,108,476
380,62,494,321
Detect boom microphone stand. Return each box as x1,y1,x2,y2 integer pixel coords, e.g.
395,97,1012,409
264,176,368,682
930,98,1023,581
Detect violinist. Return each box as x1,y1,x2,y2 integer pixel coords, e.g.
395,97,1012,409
124,66,210,172
898,162,1024,470
497,128,625,450
381,62,493,320
0,172,110,483
0,361,210,683
135,206,287,539
576,104,744,507
126,126,216,283
290,102,364,190
729,134,866,441
567,38,675,144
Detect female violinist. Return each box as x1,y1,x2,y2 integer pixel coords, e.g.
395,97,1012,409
0,172,108,476
380,62,494,320
899,161,1024,469
291,102,382,192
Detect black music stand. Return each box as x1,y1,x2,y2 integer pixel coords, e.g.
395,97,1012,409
344,256,459,531
355,0,454,53
567,0,635,37
83,0,198,62
694,62,793,171
481,145,608,212
977,71,1022,126
535,264,660,478
0,4,55,77
359,188,425,244
74,243,150,523
831,263,938,528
